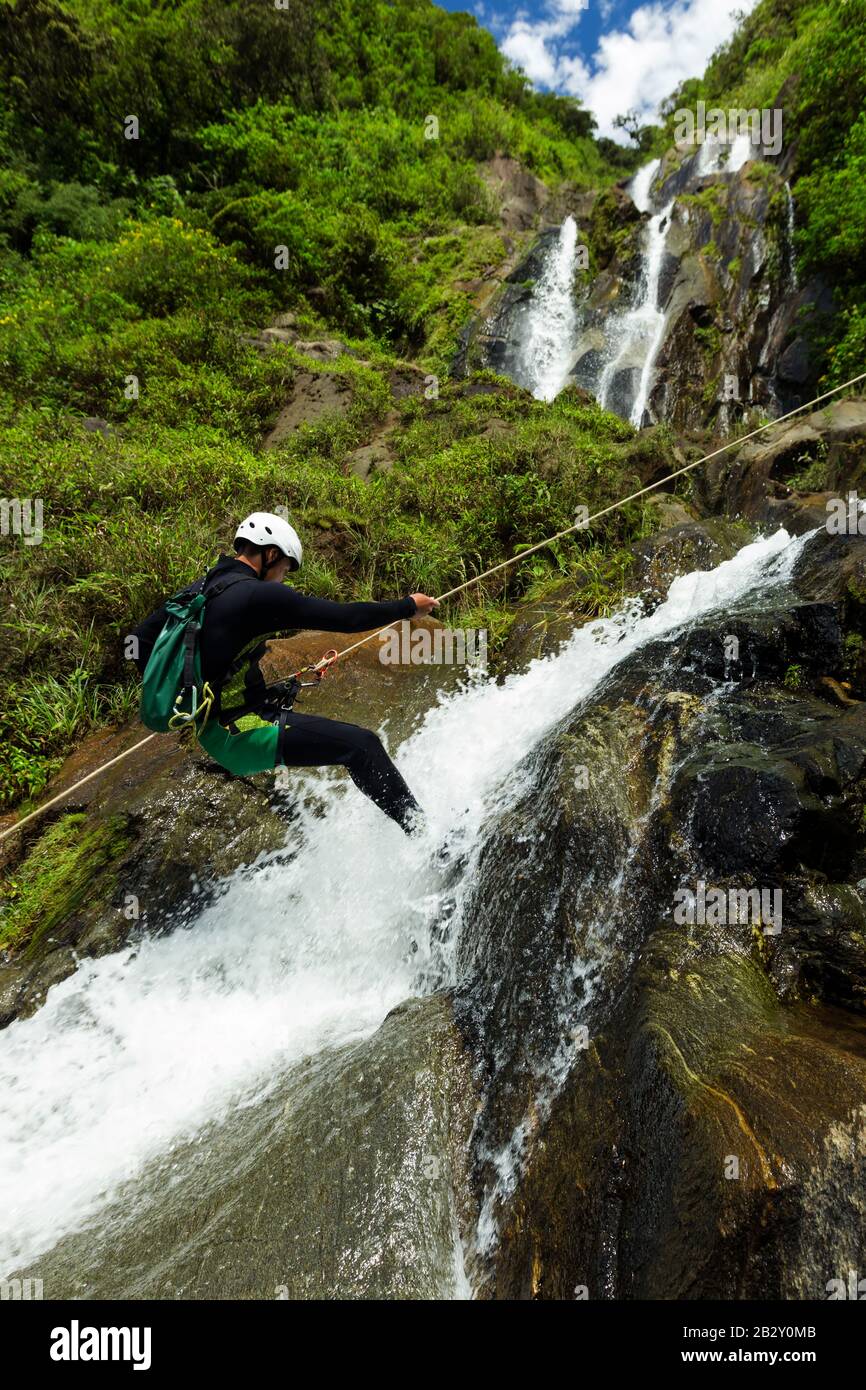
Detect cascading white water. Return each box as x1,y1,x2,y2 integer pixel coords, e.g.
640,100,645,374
516,215,579,402
627,157,660,215
785,181,799,291
727,130,756,171
696,134,722,175
597,125,764,427
694,130,755,177
597,196,674,427
0,528,810,1280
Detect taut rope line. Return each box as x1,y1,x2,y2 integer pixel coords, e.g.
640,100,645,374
2,370,864,845
333,370,866,661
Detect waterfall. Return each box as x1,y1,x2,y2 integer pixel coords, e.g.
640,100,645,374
627,157,660,214
696,134,722,175
594,127,765,428
785,181,799,291
727,130,756,171
0,527,809,1280
515,215,579,402
694,130,755,177
597,194,674,428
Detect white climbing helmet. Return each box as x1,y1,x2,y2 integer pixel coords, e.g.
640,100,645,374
234,511,303,571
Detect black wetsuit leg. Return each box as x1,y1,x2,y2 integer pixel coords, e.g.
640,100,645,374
278,710,423,834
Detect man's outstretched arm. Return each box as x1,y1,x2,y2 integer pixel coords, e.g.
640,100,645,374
245,584,420,636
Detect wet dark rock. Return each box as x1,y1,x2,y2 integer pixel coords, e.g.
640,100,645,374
504,227,561,283
778,337,811,385
459,528,866,1297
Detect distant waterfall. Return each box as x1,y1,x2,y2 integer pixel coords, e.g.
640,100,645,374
727,130,756,171
488,132,772,427
696,135,722,175
595,130,760,427
696,130,755,176
628,157,660,214
597,191,674,428
785,182,799,291
516,215,579,402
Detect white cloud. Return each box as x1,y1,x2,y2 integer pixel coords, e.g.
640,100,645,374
498,0,759,142
502,26,561,84
500,0,588,85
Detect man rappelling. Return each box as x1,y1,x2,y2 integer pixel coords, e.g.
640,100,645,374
131,512,438,834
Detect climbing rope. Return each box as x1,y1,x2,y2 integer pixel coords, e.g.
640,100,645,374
1,370,864,846
0,733,160,844
319,370,866,666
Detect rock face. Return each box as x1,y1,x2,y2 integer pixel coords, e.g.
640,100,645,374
463,139,832,431
643,152,832,430
255,340,429,465
695,396,866,532
478,154,550,232
457,527,866,1298
263,369,353,448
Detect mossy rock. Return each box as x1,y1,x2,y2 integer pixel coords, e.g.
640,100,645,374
0,811,131,959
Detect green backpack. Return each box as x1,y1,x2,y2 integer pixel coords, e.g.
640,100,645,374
139,574,249,733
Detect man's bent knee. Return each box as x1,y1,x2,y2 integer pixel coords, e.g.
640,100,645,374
353,726,386,760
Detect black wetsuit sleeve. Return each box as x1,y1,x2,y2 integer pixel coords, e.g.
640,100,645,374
243,586,417,635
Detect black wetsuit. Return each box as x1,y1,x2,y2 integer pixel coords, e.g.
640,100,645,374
132,555,423,833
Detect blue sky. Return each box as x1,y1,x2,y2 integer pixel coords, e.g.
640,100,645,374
435,0,757,140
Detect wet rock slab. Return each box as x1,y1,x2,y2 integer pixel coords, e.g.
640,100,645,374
11,994,479,1299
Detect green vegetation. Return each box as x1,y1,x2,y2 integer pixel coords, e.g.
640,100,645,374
680,186,727,228
588,187,640,272
787,439,829,491
0,0,616,361
0,810,130,954
784,662,804,691
0,320,668,805
0,0,863,810
660,0,866,386
0,0,646,807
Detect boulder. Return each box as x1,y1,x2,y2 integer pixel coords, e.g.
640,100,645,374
695,396,866,526
263,370,353,448
479,154,550,232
